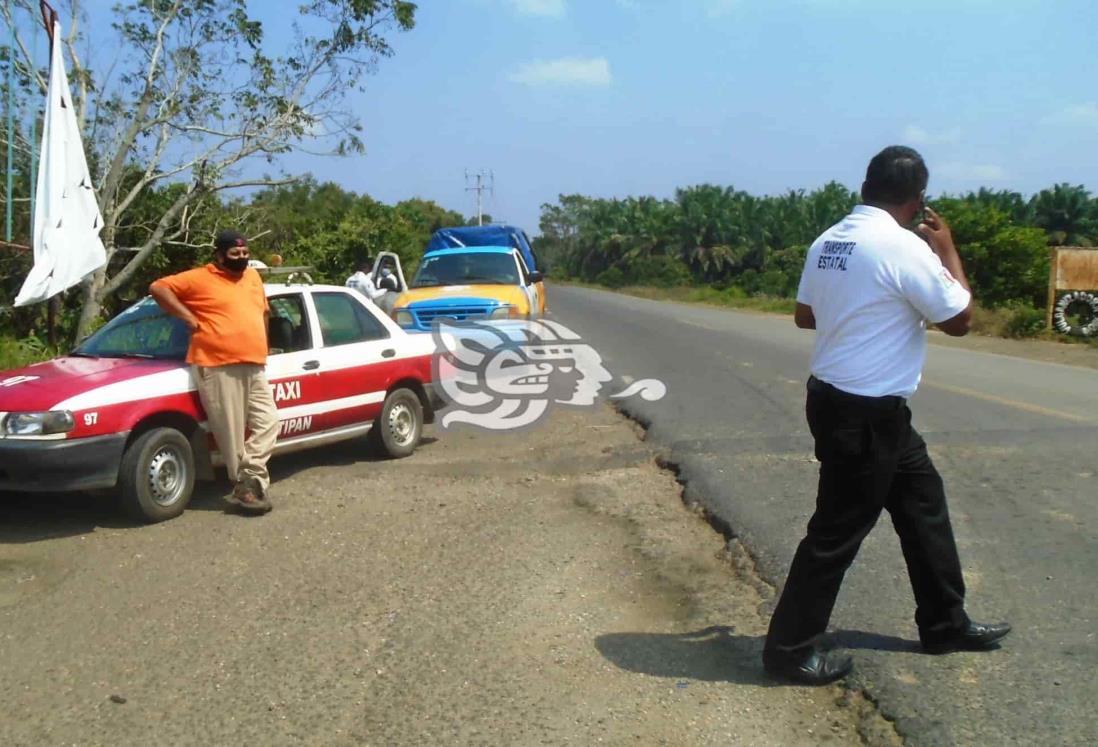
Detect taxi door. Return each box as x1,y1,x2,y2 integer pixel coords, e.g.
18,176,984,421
307,289,397,431
515,250,544,317
371,252,408,316
265,291,325,440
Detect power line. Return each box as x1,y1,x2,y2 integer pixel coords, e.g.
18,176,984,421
464,169,493,226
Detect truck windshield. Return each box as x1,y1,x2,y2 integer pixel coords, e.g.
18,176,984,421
411,252,520,288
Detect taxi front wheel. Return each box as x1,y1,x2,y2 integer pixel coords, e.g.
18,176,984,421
118,427,195,523
371,388,423,458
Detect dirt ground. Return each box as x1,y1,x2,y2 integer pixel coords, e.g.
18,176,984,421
926,329,1098,369
0,405,903,746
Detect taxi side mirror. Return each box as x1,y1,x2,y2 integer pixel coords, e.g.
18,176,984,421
528,271,544,284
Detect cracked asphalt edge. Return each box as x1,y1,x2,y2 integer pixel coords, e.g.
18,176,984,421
609,400,907,747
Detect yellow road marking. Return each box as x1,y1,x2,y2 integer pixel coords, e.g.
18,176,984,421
923,381,1093,423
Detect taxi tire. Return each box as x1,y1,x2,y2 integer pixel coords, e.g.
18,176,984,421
118,427,195,523
372,388,423,459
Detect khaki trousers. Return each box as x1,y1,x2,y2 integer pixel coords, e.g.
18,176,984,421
193,363,279,496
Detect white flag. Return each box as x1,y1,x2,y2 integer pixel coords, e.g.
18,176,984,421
14,21,107,307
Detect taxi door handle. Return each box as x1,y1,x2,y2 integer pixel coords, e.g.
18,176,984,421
302,360,320,370
381,348,396,359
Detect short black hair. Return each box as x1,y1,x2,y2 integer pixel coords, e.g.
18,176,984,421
214,229,247,254
861,146,928,206
358,257,374,273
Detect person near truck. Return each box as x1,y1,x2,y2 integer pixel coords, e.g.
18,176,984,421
346,257,392,304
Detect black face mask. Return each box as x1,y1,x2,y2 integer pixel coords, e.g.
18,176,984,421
222,256,249,273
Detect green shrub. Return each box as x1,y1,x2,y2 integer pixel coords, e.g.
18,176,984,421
970,302,1047,338
596,267,627,288
0,335,56,370
626,255,692,288
1002,303,1046,338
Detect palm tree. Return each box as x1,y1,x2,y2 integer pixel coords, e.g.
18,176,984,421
970,188,1032,225
1030,183,1096,246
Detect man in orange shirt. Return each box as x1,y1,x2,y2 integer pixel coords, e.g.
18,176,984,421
150,230,279,515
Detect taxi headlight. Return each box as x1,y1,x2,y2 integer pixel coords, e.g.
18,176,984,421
394,309,414,327
489,305,520,319
3,410,75,436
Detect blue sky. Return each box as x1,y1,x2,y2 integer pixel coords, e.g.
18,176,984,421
307,0,1097,232
20,0,1098,234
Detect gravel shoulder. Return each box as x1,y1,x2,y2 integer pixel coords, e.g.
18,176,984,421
925,329,1098,370
0,406,899,746
576,283,1098,370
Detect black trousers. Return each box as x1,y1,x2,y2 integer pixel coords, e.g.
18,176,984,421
765,377,969,651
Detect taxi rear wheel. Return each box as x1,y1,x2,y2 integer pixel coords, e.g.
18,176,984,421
371,388,423,458
118,427,195,523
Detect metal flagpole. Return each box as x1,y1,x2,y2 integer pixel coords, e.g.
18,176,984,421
5,0,14,242
37,1,56,344
29,4,39,231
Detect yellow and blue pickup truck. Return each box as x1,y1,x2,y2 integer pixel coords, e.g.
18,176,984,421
380,226,547,332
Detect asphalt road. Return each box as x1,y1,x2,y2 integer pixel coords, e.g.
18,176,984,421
1,406,890,746
549,285,1098,747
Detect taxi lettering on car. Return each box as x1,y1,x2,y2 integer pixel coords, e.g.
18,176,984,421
0,283,443,523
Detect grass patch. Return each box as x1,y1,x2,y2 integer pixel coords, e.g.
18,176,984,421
0,336,59,371
572,282,797,315
969,303,1098,346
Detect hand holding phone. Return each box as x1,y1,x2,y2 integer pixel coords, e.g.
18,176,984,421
917,206,954,255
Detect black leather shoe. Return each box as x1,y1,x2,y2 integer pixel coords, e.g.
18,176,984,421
921,621,1012,654
762,648,853,686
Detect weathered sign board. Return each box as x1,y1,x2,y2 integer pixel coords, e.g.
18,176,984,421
1046,247,1098,329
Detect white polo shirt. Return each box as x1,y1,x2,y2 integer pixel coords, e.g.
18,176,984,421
345,271,385,303
796,205,971,398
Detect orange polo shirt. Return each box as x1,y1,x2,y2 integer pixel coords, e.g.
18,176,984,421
152,264,269,366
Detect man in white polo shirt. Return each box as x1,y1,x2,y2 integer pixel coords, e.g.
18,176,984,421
762,146,1011,685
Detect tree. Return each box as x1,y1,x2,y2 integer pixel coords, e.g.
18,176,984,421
3,0,416,339
968,187,1032,225
1030,183,1096,246
934,197,1049,307
535,194,591,276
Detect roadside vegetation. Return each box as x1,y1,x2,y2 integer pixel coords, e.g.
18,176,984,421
1,1,1095,368
534,184,1097,343
0,1,478,369
0,180,470,369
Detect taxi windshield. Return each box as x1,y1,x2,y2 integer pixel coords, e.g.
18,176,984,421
73,297,191,360
411,252,520,288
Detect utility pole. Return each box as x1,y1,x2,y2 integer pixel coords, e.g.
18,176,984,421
465,168,493,226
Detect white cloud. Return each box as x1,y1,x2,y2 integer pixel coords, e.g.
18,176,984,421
1041,102,1098,128
508,57,612,87
938,162,1008,182
902,125,962,146
506,0,567,17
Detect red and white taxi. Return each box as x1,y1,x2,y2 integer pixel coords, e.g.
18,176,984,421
0,283,441,522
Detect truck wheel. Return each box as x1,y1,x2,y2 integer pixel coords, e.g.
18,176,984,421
1053,291,1098,337
118,427,195,523
372,388,423,458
